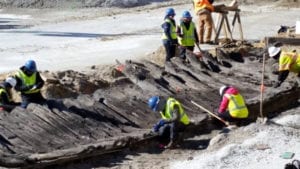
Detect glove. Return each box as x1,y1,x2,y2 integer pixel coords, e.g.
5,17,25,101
152,119,166,132
31,85,38,90
158,119,165,126
273,81,281,88
153,124,160,132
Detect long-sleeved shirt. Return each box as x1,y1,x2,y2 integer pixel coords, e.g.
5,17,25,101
218,87,239,113
14,66,44,93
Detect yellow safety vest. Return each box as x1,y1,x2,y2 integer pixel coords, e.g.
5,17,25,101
160,98,190,125
161,19,177,40
279,52,300,73
0,88,11,104
193,0,214,13
15,70,40,94
178,22,196,46
224,93,248,118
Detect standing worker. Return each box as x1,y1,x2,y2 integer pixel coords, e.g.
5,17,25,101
148,96,190,148
217,85,249,124
14,60,46,108
0,77,19,112
268,46,300,88
177,10,199,60
161,8,178,62
192,0,214,44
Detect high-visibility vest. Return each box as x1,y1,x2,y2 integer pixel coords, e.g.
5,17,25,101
178,22,196,46
15,70,40,94
193,0,214,13
161,19,177,40
0,87,11,105
224,93,248,118
279,52,300,73
160,98,190,125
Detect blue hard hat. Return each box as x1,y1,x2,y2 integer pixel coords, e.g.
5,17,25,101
182,10,192,18
148,96,160,111
24,60,37,72
166,8,175,16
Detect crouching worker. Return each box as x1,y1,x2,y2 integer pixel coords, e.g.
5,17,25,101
217,86,249,125
14,60,46,108
268,46,300,88
0,77,20,112
148,96,190,149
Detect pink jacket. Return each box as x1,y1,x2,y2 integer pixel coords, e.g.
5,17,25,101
218,87,239,114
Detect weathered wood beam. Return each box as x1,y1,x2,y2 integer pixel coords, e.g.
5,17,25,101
265,36,300,47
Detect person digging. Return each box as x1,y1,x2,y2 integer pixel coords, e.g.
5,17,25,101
148,96,190,149
216,85,249,125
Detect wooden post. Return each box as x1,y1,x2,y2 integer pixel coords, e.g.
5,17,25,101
260,54,266,119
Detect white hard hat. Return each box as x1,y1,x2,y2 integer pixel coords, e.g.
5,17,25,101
268,46,281,57
219,85,228,96
5,77,17,88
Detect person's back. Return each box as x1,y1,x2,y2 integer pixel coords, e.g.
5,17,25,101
279,51,300,73
193,0,214,44
0,77,19,112
218,86,248,122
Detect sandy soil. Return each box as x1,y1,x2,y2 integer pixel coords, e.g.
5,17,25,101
0,1,300,169
1,1,299,74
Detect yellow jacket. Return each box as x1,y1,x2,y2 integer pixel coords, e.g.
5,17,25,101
193,0,214,13
279,51,300,73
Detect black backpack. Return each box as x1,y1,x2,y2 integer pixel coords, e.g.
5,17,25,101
285,160,300,169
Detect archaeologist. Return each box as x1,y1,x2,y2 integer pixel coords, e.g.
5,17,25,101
14,60,46,108
148,96,190,148
192,0,214,44
161,8,178,62
0,77,19,112
177,10,199,60
268,46,300,88
217,85,249,123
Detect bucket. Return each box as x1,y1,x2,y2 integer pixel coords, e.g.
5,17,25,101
296,21,300,34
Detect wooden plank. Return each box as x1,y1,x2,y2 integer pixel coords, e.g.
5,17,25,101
29,105,88,144
265,36,300,47
6,107,66,151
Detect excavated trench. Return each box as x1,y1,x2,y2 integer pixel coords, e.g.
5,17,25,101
0,42,299,169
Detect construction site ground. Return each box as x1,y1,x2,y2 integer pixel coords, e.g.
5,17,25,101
0,0,300,169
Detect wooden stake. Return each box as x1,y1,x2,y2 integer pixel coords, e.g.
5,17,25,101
259,54,266,122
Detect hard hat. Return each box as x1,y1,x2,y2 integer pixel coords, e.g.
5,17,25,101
268,46,281,58
182,11,192,18
5,77,17,88
24,60,37,72
219,85,228,96
148,96,160,111
166,8,175,16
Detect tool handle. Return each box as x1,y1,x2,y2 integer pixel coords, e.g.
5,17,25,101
191,100,229,126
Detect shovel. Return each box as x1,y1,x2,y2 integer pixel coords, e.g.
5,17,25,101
191,100,229,126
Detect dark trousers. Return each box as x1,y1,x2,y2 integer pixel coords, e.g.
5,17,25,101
217,111,247,124
163,40,176,62
179,46,194,60
21,92,46,108
158,121,186,143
